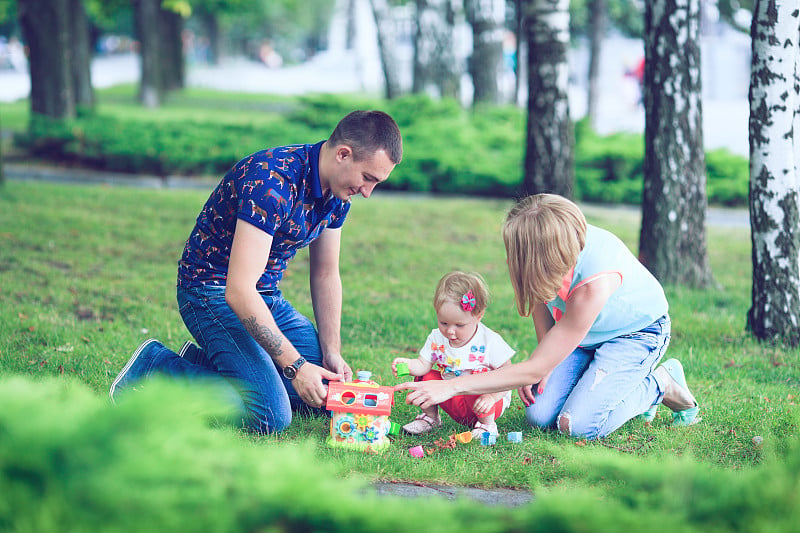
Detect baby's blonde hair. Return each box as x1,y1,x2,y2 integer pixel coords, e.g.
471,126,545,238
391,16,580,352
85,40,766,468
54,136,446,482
502,194,587,316
433,271,489,316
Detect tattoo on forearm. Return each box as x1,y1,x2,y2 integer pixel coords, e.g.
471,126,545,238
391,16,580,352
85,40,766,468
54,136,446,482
242,316,284,358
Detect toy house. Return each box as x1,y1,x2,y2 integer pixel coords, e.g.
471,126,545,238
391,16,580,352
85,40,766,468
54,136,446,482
325,371,396,453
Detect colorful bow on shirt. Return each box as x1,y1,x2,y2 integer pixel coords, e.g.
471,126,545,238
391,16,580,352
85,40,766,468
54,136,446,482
431,342,446,353
469,353,485,363
461,290,476,312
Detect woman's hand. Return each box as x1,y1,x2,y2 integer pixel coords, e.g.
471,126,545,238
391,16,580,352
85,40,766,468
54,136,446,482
517,368,553,407
394,379,456,410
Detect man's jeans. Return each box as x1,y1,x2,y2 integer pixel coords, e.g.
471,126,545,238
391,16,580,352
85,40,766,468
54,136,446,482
525,315,671,439
147,284,326,434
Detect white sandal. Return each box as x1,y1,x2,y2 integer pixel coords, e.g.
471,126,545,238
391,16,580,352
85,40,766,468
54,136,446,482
402,413,442,435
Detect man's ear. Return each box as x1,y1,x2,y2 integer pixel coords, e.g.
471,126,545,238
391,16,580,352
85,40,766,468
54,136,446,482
336,145,353,161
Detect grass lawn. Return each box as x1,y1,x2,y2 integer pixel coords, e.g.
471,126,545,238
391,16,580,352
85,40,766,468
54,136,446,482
0,179,797,492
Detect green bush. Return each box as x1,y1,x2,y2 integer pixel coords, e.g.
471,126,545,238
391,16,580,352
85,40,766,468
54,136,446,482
2,376,798,532
574,122,645,204
12,95,749,205
706,148,749,207
0,377,501,532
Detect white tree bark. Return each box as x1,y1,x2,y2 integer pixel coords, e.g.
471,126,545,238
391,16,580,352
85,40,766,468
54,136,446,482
522,0,573,197
413,0,461,99
748,0,800,346
639,0,713,287
466,0,505,104
370,0,404,99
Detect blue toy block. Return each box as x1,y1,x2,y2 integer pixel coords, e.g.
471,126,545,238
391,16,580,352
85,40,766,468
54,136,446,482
480,432,497,446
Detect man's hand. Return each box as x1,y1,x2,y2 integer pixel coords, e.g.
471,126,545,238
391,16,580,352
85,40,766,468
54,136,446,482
322,352,352,383
293,363,343,408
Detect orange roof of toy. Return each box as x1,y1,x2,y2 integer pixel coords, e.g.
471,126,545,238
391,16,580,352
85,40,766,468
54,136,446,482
326,380,394,416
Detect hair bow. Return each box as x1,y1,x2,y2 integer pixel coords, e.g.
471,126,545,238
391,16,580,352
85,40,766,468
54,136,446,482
461,290,476,312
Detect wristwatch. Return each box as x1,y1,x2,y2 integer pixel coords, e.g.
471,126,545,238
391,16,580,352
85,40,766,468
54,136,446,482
282,356,307,380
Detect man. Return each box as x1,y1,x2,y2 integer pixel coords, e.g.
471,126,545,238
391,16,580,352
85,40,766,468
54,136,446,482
110,110,402,434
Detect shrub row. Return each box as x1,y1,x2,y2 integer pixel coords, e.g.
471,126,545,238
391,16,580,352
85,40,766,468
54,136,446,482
15,94,749,206
2,377,798,532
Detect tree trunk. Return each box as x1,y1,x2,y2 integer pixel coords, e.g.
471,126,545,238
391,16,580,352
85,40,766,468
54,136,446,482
521,0,573,197
346,0,357,50
370,0,404,99
747,0,800,346
69,0,94,111
513,0,524,105
199,11,220,65
18,0,75,119
638,0,713,288
466,0,505,105
159,8,185,92
413,0,460,99
135,0,162,108
586,0,606,127
0,114,5,187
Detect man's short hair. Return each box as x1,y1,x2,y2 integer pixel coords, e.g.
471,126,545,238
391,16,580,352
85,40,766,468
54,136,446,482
329,110,403,164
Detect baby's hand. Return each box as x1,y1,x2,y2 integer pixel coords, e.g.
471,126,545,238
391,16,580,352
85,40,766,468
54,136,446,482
391,358,411,378
473,393,497,417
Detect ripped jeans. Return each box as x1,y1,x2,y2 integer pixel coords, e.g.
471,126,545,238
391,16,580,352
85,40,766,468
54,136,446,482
525,315,670,439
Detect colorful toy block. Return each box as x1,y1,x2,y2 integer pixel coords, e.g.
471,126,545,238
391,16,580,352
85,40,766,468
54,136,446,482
395,362,410,377
455,431,473,443
408,445,425,458
480,432,497,446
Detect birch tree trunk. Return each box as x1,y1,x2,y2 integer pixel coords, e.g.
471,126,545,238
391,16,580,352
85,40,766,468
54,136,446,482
466,0,505,104
747,0,800,346
638,0,713,288
586,0,606,127
513,0,524,104
521,0,573,197
413,0,460,99
371,0,404,99
18,0,75,119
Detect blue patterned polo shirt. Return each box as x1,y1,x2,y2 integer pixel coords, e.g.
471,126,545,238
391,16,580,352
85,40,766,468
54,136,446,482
177,141,351,291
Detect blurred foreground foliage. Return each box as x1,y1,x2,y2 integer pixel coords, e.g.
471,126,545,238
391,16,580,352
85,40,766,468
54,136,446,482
1,376,798,532
10,92,748,205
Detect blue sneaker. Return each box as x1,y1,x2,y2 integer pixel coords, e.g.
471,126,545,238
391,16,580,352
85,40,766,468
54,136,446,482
639,403,659,423
657,359,700,426
109,338,160,404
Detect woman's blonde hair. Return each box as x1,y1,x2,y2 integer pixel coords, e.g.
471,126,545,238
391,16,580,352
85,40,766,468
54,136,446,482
433,271,489,315
502,194,587,316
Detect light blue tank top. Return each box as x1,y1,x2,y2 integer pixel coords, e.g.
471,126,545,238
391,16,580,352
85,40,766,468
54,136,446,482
545,225,668,348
